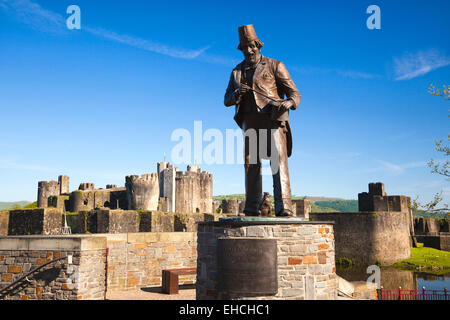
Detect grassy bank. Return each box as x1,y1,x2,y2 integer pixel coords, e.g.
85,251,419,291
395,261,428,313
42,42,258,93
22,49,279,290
394,246,450,275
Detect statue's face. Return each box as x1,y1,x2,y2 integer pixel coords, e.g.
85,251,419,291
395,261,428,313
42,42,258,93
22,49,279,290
241,41,260,65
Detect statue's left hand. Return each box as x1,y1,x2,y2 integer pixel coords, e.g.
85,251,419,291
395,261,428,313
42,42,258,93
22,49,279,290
278,99,295,113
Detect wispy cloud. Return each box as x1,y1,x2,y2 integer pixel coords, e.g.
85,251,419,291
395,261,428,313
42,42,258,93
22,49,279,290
295,150,362,160
0,0,211,60
356,159,427,176
292,66,379,80
84,26,209,60
0,159,60,172
0,0,65,32
393,49,450,81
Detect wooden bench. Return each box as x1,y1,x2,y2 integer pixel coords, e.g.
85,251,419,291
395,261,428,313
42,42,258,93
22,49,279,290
162,267,197,294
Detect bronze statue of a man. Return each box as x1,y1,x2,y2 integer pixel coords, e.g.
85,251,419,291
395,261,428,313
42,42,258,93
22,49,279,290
224,24,301,217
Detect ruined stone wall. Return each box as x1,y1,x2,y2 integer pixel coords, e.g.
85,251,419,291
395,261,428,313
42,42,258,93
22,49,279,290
196,221,337,300
414,217,448,235
125,174,159,211
78,183,95,191
109,188,128,210
0,236,106,300
37,181,60,208
48,195,69,211
70,189,119,213
310,211,411,265
7,209,62,236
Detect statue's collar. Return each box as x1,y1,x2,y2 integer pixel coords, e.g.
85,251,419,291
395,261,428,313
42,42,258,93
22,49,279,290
242,55,266,70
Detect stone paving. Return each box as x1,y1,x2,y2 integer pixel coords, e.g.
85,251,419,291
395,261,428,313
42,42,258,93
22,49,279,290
105,285,196,300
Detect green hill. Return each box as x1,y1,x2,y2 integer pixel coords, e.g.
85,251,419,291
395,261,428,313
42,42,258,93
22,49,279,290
314,200,358,212
0,201,32,210
213,194,357,213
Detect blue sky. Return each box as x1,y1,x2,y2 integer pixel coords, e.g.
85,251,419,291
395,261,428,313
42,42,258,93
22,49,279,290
0,0,449,204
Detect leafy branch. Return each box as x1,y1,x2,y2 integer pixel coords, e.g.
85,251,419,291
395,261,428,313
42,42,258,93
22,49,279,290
428,84,450,100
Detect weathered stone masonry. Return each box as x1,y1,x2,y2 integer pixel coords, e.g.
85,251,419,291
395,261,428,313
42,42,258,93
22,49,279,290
0,232,197,299
0,236,106,300
103,232,197,291
196,221,337,300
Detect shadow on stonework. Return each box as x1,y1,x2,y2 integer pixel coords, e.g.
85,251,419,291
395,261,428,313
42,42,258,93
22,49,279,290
33,267,60,285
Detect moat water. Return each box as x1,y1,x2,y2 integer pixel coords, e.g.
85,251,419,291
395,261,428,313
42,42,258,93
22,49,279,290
336,265,450,291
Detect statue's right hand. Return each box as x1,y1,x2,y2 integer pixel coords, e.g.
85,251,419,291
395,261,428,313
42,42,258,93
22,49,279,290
239,84,250,96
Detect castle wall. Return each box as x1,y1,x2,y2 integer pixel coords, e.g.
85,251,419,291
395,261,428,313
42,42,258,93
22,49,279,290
69,189,113,213
7,208,62,236
310,211,411,265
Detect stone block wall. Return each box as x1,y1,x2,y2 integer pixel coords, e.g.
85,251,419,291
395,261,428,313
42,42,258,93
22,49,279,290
174,213,220,232
138,211,175,233
0,236,106,300
8,209,62,236
415,234,450,251
310,211,411,265
196,221,337,300
0,211,9,236
0,232,198,299
96,209,139,234
103,232,197,291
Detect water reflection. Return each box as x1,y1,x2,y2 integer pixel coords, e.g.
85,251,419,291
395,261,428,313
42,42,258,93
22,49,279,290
336,265,450,290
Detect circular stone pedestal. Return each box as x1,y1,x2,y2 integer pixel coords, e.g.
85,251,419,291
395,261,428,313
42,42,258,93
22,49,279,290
196,217,337,300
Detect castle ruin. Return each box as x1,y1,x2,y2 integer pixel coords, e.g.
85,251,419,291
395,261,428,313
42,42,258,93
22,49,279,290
36,162,213,214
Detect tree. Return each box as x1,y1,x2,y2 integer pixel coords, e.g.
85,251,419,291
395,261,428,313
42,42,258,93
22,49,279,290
428,84,450,100
412,85,449,216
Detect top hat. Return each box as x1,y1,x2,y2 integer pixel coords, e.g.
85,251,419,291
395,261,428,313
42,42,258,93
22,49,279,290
237,24,263,50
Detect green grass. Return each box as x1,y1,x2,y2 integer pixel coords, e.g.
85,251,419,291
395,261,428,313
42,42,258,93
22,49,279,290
23,201,37,209
394,246,450,275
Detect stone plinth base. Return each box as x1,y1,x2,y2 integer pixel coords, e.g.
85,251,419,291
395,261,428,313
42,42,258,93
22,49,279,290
196,217,337,300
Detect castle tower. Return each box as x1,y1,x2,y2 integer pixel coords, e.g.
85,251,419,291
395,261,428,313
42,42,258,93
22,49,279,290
37,180,60,207
125,173,159,211
157,162,176,212
221,199,239,214
58,175,70,194
199,171,213,213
